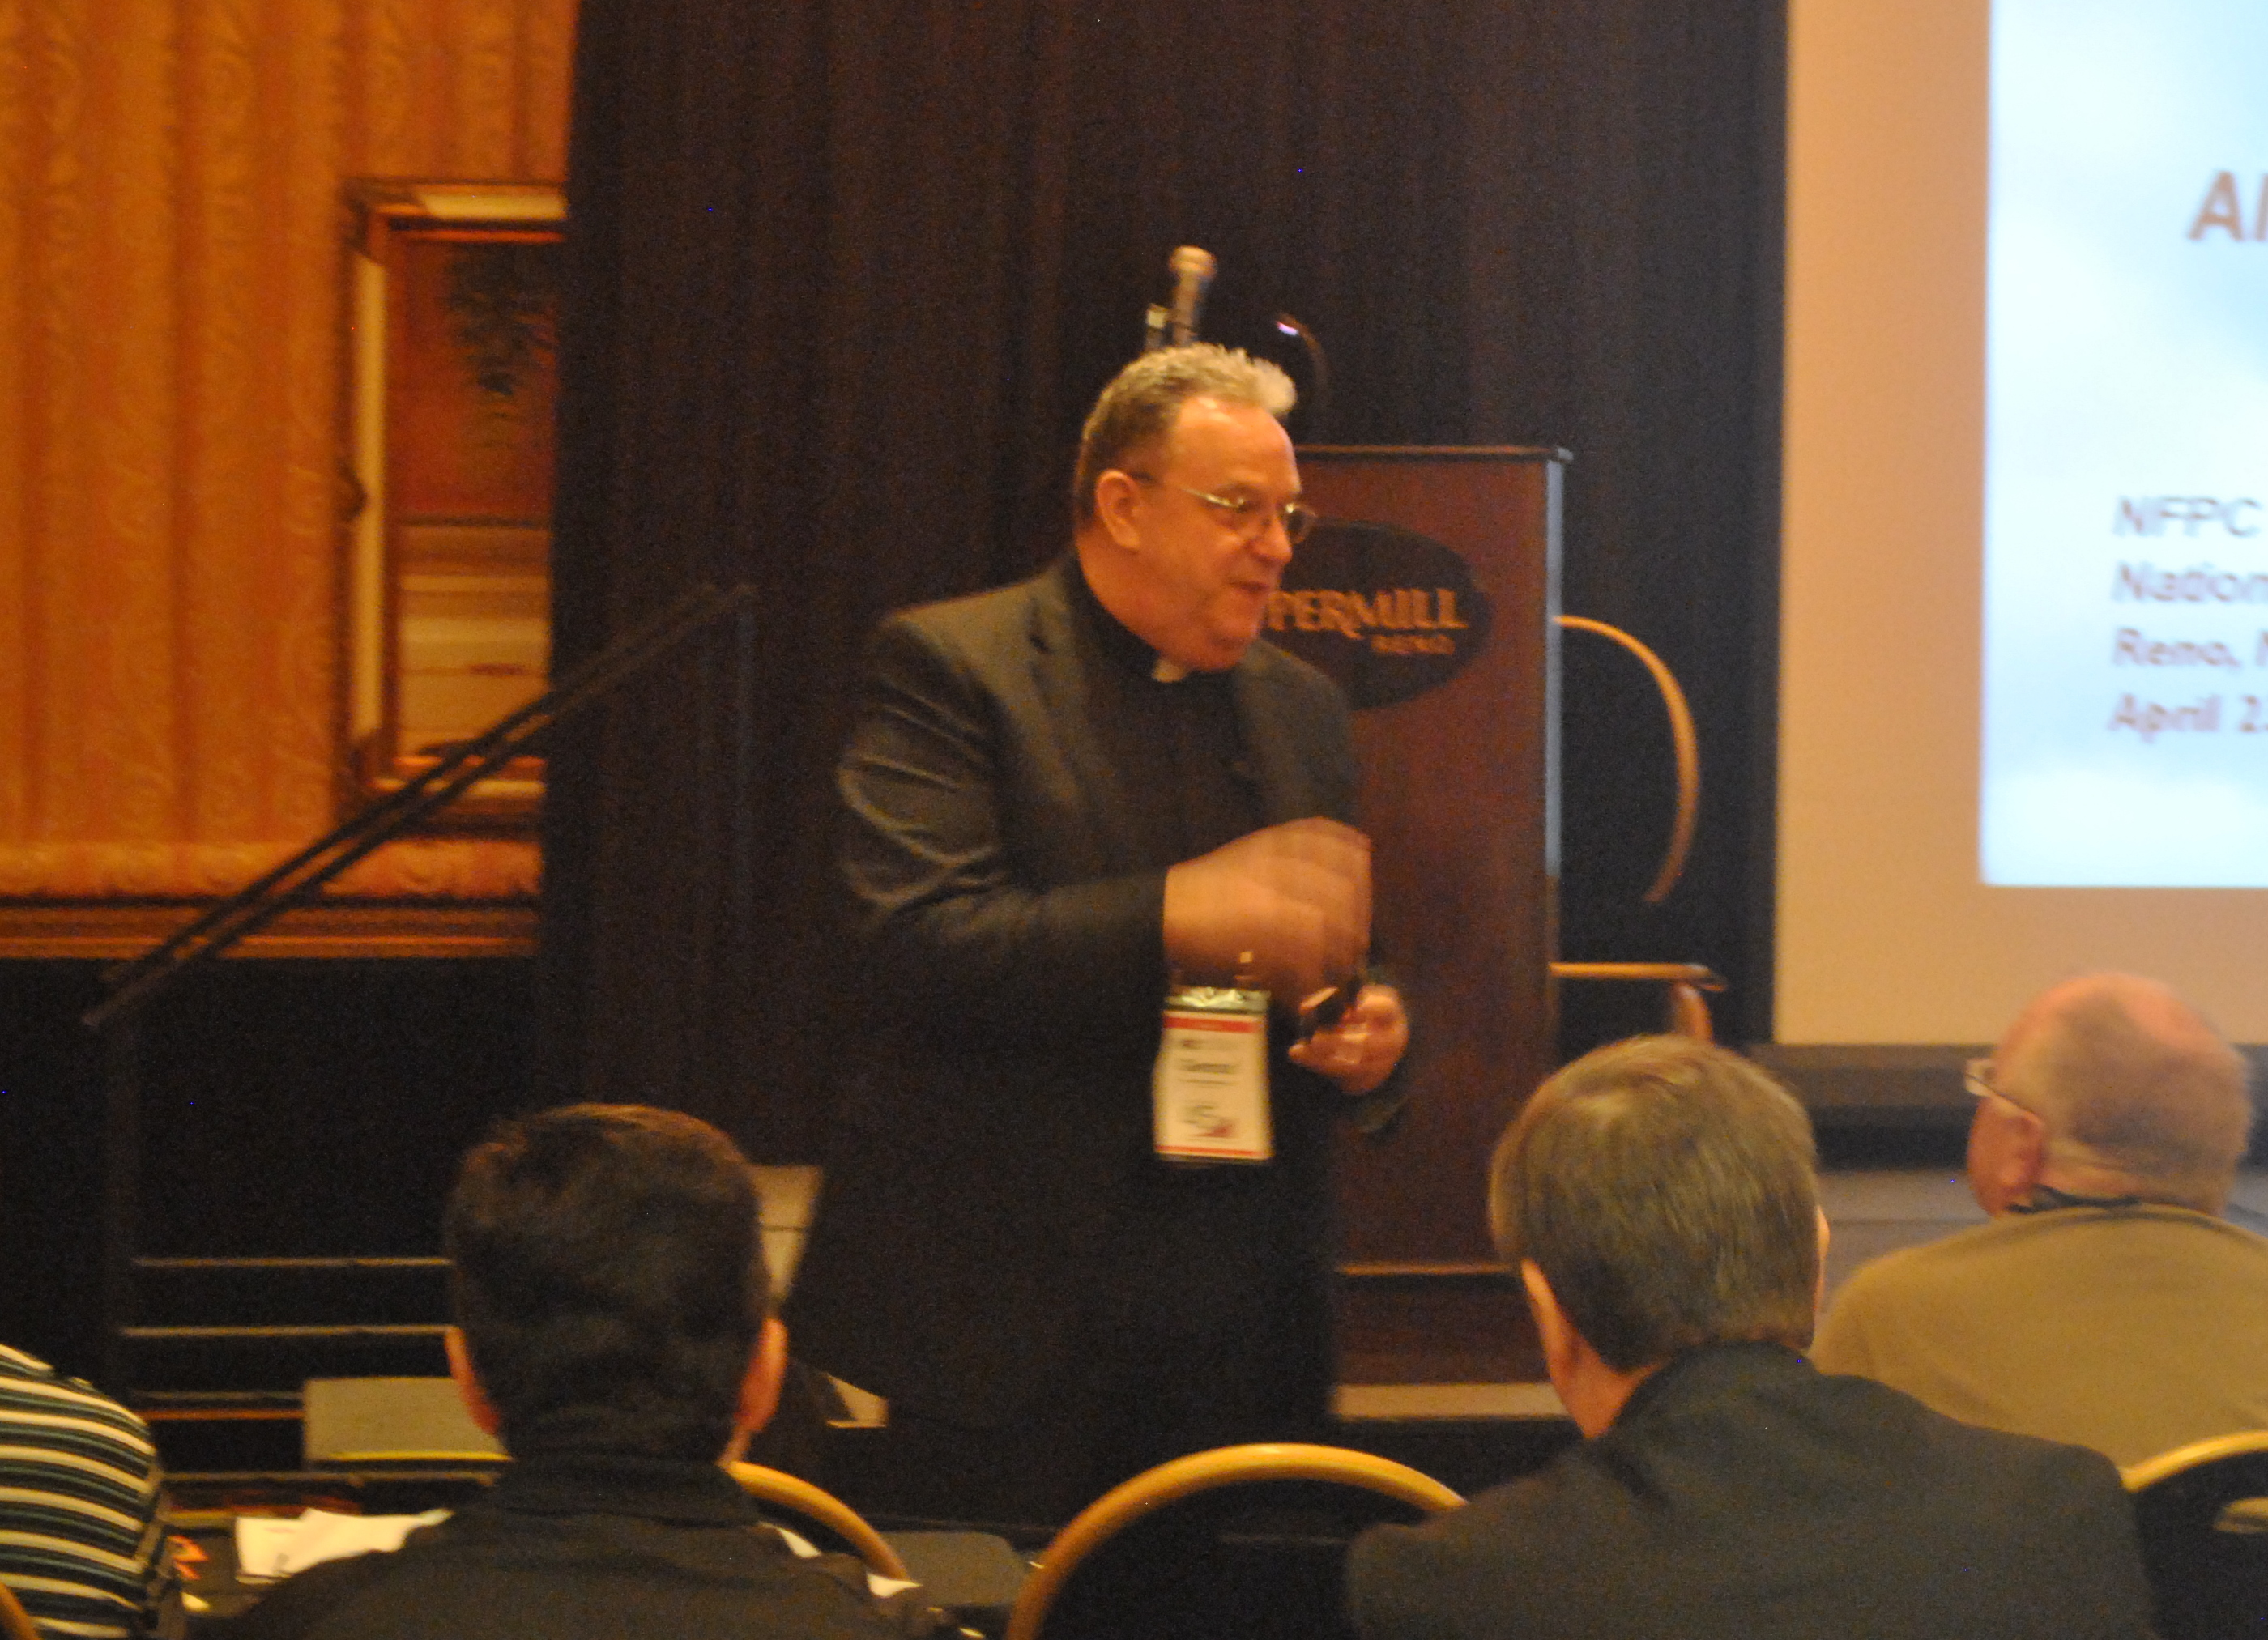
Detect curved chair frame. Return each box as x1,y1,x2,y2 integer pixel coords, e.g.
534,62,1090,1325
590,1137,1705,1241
1549,960,1726,1041
727,1461,910,1580
2123,1428,2268,1492
2121,1428,2268,1640
0,1582,38,1640
1557,614,1700,905
1004,1442,1462,1640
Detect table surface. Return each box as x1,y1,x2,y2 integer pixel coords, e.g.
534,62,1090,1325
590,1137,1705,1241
170,1518,1030,1634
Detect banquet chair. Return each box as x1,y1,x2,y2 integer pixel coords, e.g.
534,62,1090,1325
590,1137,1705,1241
0,1582,38,1640
1004,1442,1462,1640
2123,1429,2268,1640
728,1462,910,1580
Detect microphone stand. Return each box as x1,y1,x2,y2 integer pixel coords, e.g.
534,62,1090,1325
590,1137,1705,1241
1275,313,1332,442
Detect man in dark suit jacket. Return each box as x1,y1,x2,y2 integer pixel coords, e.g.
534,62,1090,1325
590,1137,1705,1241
787,345,1410,1526
1345,1037,2152,1640
218,1106,932,1640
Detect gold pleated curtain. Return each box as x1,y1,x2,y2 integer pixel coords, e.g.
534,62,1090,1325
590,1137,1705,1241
0,0,573,950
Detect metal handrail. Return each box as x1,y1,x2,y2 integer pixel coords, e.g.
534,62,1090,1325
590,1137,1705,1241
86,579,761,1404
87,581,756,1031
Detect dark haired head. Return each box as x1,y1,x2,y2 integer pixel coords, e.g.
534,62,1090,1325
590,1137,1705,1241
445,1104,768,1461
1490,1037,1821,1373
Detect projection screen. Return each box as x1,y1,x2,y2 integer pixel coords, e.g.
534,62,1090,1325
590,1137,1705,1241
1780,0,2268,1047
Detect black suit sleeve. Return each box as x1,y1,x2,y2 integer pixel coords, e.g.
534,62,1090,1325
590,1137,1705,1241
838,614,1165,1049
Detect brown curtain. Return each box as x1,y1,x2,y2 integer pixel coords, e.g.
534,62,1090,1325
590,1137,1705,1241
542,0,1786,1148
0,0,573,910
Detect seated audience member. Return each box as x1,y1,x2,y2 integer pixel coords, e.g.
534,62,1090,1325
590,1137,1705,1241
0,1344,178,1638
218,1105,932,1639
1814,971,2268,1466
1345,1036,2151,1640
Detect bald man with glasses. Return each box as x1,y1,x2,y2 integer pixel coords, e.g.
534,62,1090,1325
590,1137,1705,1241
788,344,1409,1524
1814,973,2268,1467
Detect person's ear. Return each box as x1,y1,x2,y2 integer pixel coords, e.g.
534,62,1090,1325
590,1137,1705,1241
1520,1260,1580,1385
1094,469,1148,549
1814,1205,1832,1315
735,1315,790,1441
445,1326,503,1438
1969,1097,2049,1213
2005,1105,2048,1190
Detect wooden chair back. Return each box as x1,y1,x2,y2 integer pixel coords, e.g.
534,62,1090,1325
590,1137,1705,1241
2124,1429,2268,1640
1005,1442,1461,1640
0,1579,44,1640
727,1461,909,1580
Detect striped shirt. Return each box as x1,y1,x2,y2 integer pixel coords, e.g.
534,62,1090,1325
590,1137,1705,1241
0,1346,173,1638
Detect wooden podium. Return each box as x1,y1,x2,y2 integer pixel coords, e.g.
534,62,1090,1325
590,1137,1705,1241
1277,447,1567,1386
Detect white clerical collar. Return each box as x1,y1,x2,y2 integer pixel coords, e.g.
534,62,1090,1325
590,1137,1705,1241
1150,655,1192,684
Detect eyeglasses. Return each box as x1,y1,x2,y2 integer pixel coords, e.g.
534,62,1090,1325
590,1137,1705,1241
1128,474,1317,545
1963,1057,2036,1116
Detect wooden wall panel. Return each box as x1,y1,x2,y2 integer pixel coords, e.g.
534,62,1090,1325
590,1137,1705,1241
0,0,573,943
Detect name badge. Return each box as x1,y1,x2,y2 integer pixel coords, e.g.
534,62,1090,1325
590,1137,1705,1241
1153,985,1273,1164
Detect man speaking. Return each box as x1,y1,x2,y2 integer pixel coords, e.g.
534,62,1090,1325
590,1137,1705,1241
787,344,1409,1525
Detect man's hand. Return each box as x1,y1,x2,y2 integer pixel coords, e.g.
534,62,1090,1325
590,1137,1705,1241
1162,818,1371,1002
1289,984,1409,1095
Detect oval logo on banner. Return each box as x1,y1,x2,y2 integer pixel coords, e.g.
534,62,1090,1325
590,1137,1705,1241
1264,521,1491,709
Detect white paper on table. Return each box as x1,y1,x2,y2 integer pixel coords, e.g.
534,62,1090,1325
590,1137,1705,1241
233,1509,451,1580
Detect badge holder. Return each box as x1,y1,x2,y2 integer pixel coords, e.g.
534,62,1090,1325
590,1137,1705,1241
1153,961,1273,1164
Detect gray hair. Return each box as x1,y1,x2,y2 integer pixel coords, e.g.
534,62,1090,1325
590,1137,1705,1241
1072,343,1296,523
2007,974,2253,1212
1490,1036,1821,1373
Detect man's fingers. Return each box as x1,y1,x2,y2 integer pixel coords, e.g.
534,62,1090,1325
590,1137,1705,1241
1246,817,1372,880
1162,820,1375,991
1292,986,1409,1096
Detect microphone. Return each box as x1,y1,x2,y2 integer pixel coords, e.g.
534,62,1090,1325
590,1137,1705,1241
1167,246,1217,347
